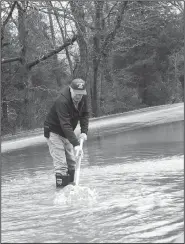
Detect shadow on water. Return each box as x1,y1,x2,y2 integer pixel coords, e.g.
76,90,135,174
2,121,184,243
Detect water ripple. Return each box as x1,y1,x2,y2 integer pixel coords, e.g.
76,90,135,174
1,123,184,243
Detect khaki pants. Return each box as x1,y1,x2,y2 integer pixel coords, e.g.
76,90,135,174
46,132,76,175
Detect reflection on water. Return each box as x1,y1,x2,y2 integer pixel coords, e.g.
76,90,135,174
86,121,184,166
2,121,184,243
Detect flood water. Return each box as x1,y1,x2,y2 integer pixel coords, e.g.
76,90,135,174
1,121,184,243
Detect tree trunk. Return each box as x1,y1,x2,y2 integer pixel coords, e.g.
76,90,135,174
47,4,62,87
2,98,8,120
92,0,104,117
70,1,88,81
101,52,113,112
91,1,128,117
17,1,30,129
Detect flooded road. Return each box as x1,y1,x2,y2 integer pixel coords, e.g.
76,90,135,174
2,119,184,243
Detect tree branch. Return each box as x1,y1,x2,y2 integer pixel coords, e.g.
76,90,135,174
27,34,78,69
2,35,77,66
49,1,73,75
38,5,95,30
2,42,11,47
1,57,22,64
100,1,128,58
103,1,118,21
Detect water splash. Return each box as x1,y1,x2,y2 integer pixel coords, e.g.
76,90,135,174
53,184,98,206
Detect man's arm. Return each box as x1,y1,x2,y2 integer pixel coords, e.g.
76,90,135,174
79,96,89,135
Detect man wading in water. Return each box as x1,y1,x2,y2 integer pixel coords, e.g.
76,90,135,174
44,78,89,188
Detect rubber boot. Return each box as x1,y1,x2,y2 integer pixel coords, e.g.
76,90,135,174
55,173,70,188
68,169,75,185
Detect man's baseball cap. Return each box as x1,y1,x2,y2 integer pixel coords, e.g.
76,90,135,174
70,78,87,95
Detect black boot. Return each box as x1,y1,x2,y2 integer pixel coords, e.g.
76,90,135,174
68,169,75,184
55,173,70,188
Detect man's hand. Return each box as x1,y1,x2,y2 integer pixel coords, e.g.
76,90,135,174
74,145,83,157
79,133,87,141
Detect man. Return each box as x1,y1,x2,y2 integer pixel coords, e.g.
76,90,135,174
44,78,89,188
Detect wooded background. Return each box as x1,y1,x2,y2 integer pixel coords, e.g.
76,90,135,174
1,1,184,136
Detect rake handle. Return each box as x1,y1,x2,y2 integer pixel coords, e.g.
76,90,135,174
74,138,84,185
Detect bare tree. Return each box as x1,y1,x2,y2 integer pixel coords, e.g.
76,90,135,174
49,1,73,76
69,0,128,116
92,1,128,116
1,1,77,129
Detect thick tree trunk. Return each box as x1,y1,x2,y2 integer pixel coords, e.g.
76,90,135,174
92,0,104,117
17,2,30,129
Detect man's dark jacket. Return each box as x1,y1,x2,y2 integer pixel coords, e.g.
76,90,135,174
44,86,89,147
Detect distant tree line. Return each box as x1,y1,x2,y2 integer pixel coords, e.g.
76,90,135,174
1,1,184,135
